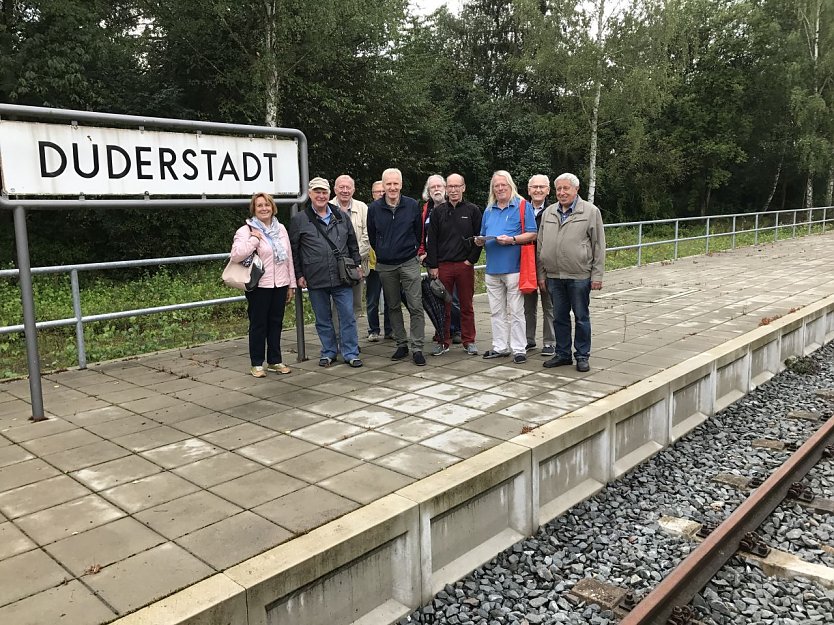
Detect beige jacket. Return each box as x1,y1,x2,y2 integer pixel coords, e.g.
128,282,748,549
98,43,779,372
536,197,606,283
332,199,371,273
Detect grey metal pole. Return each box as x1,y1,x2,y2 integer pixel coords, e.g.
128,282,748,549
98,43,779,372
290,202,306,362
69,269,87,369
13,206,46,421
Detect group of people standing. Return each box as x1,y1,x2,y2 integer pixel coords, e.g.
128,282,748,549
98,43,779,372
229,168,605,377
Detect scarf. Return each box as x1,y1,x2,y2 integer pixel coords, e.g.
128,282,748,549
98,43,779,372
247,217,289,263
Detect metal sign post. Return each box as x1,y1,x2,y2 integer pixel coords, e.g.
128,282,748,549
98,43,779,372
12,204,45,420
0,104,309,420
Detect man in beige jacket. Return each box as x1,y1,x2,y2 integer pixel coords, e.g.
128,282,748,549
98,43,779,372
332,174,370,319
536,173,605,372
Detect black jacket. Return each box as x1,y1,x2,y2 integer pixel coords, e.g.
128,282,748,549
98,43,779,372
289,204,361,290
367,195,422,265
425,200,483,267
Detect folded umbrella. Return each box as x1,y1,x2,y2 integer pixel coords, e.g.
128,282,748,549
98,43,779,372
421,275,446,341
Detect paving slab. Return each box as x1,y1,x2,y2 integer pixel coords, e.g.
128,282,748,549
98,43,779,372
0,520,36,561
44,516,166,576
135,491,242,539
0,474,91,519
15,494,125,545
0,548,70,606
0,580,115,625
83,542,213,615
252,485,361,533
208,467,306,508
100,472,201,514
175,511,292,569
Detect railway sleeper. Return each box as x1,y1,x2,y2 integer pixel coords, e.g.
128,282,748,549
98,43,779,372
712,472,834,513
659,515,834,590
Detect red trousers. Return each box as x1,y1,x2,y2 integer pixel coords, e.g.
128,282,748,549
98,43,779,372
438,261,475,346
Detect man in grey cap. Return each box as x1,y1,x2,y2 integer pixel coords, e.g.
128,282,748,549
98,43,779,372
289,176,363,367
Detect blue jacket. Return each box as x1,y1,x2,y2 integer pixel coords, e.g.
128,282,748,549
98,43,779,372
367,195,422,265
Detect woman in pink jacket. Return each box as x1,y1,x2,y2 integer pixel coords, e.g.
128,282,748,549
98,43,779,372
230,193,296,377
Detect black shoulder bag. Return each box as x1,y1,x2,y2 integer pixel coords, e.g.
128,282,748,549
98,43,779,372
307,207,361,286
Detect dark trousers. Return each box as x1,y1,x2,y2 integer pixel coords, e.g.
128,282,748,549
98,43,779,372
245,286,288,366
438,261,475,346
366,269,392,336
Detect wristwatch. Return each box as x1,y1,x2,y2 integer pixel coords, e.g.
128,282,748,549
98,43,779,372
512,236,517,244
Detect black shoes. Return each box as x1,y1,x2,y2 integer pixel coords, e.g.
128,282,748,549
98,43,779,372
391,346,409,360
576,359,590,372
543,356,572,368
513,353,527,364
452,333,462,344
413,351,426,366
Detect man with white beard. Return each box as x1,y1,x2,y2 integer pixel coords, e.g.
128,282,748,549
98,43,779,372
419,174,462,344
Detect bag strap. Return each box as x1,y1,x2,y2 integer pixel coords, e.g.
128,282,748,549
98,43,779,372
519,198,526,233
307,206,342,257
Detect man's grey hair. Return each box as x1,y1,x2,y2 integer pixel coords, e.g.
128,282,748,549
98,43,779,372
381,168,402,182
528,174,550,186
554,173,580,189
421,174,445,202
486,170,521,207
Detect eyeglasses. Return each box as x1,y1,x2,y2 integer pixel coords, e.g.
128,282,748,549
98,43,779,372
447,185,464,189
529,185,548,189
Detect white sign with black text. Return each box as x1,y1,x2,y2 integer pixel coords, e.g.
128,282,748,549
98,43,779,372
0,120,301,197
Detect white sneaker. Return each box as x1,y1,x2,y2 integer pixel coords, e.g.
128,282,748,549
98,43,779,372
368,333,381,342
431,344,450,356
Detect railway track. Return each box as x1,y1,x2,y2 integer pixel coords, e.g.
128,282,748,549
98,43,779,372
400,345,834,625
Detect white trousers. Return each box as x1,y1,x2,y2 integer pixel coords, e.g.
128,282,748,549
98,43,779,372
485,272,526,355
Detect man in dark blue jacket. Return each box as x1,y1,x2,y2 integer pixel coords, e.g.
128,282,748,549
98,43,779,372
367,168,426,366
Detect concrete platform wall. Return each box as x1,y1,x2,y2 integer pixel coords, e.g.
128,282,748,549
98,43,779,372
115,295,834,625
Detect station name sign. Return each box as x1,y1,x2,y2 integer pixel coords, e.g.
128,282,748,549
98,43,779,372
0,120,301,197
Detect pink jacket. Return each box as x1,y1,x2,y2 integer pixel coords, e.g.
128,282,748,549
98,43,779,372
230,223,296,289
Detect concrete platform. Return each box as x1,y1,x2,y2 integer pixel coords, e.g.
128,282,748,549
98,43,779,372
1,233,834,625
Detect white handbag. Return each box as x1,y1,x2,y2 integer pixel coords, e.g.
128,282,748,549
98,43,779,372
222,252,264,291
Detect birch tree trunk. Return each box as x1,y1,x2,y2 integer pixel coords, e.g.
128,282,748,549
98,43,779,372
587,0,605,204
763,156,782,211
264,0,279,127
588,80,601,203
826,164,834,206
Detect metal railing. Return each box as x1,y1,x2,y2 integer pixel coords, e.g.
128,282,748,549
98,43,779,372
1,206,831,370
604,206,829,267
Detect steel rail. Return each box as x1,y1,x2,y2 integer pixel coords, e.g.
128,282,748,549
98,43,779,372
620,414,834,625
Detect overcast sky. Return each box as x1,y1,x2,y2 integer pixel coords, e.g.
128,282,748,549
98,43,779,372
411,0,463,15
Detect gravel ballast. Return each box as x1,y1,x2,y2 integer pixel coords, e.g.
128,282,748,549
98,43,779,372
399,342,834,625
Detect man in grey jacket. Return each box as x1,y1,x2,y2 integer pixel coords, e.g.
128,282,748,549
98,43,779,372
536,173,605,372
290,177,363,368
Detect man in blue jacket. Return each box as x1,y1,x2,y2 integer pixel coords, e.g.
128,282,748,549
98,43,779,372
367,168,426,366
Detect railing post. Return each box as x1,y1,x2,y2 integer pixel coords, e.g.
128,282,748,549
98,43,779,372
808,207,813,235
775,212,779,241
674,220,679,260
731,215,736,249
637,223,643,266
824,207,828,234
290,203,306,362
754,214,759,245
13,206,46,421
705,217,710,254
792,209,797,238
70,269,87,369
